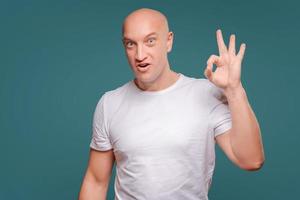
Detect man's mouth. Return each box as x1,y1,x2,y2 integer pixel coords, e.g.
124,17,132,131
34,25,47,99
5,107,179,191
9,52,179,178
137,63,150,68
136,63,151,72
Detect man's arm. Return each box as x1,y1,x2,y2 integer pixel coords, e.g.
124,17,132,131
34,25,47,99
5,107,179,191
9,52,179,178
204,29,265,170
78,148,115,200
215,86,265,171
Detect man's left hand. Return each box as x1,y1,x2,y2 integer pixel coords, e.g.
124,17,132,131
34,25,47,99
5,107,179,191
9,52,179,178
204,29,246,93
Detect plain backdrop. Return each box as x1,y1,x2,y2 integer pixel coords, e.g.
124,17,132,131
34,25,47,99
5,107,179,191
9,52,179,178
0,0,299,199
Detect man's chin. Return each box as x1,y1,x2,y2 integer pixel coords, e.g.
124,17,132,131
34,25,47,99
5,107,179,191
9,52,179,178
134,74,156,85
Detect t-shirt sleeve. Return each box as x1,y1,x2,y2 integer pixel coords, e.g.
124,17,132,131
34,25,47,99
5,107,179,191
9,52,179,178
89,92,113,151
208,82,232,137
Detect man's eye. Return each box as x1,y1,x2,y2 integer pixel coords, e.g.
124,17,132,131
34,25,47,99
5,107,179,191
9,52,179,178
147,38,156,45
126,41,134,48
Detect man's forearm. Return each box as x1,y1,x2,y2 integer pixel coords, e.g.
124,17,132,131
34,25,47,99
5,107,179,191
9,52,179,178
224,84,265,169
78,179,108,200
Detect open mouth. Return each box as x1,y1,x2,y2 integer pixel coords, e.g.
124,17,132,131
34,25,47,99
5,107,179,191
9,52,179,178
136,63,151,72
138,63,150,68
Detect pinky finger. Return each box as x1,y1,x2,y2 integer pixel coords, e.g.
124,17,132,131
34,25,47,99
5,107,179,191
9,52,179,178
237,43,246,60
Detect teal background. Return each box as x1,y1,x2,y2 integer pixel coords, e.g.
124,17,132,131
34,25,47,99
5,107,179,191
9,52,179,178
1,0,299,199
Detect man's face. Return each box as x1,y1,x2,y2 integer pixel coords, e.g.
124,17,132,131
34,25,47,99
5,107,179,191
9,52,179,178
122,11,173,84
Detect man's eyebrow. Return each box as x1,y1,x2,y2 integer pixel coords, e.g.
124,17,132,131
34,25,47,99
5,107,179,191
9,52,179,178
122,32,158,42
144,32,158,38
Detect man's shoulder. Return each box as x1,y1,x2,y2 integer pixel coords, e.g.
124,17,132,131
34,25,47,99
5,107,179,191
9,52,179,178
181,74,225,101
98,80,132,110
105,80,131,98
181,74,215,91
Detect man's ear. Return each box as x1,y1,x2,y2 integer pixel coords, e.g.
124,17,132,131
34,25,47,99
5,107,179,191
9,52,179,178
167,31,174,53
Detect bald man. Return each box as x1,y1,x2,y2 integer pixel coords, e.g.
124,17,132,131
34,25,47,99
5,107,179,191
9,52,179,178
78,8,265,200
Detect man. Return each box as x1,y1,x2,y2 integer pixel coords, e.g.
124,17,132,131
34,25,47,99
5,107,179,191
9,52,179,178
78,8,265,200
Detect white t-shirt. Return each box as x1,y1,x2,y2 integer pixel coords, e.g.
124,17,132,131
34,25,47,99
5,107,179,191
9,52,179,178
90,73,232,200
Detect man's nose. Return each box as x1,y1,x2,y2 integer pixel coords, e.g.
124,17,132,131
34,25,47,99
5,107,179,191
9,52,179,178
135,45,147,61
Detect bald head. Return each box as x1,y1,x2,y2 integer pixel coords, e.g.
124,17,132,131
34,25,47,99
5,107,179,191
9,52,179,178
121,8,175,87
122,8,170,38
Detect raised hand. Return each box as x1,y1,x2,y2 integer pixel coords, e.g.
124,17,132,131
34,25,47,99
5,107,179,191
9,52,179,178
204,29,246,92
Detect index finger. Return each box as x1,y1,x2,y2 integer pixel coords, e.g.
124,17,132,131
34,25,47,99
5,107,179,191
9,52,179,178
216,29,227,55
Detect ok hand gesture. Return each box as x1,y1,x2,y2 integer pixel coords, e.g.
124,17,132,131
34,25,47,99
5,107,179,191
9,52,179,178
204,29,246,92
